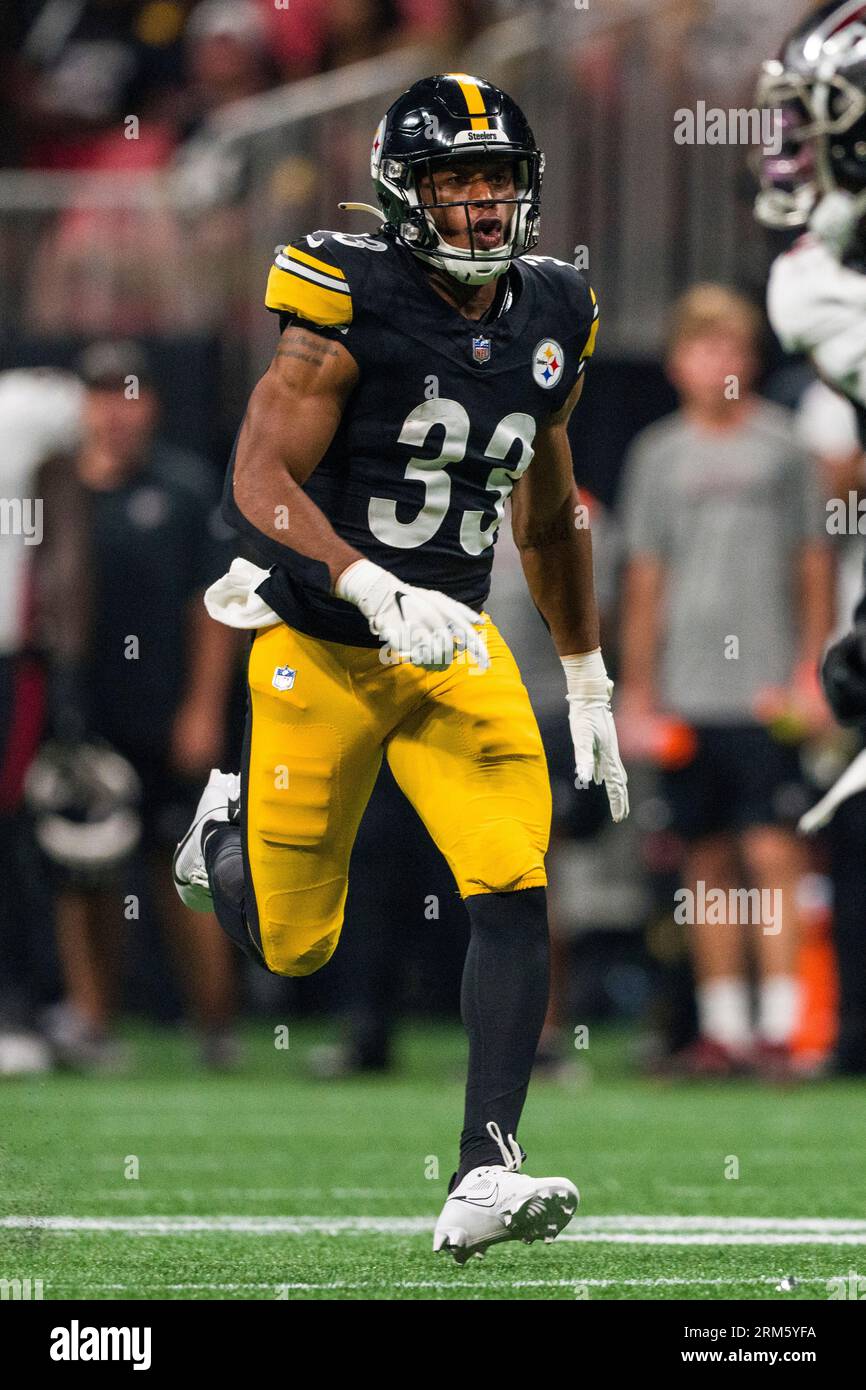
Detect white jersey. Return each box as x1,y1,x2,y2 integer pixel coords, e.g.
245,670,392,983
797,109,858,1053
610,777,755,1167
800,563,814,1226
768,234,866,410
796,378,862,459
0,369,83,655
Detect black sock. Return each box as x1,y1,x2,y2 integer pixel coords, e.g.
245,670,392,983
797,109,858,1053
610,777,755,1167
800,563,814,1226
455,886,550,1184
203,824,267,968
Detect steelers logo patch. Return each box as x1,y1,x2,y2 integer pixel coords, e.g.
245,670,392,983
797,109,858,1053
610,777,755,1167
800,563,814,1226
533,339,565,389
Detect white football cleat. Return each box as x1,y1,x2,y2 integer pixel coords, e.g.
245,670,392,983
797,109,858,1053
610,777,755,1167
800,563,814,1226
433,1122,579,1264
172,769,240,912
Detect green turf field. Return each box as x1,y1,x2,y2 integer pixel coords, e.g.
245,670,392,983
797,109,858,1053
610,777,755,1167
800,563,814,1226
1,1023,865,1301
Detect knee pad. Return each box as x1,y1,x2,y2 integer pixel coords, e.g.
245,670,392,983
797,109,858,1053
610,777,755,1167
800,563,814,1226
258,875,346,978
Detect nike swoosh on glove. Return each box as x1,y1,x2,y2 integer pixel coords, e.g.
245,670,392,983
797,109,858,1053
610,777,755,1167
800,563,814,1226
335,558,489,672
562,648,629,822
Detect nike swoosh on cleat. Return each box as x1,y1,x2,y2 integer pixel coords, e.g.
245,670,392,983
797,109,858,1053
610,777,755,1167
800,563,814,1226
452,1186,499,1208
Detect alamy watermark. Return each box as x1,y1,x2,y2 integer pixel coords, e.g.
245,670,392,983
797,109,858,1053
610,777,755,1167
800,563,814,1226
674,102,782,155
0,497,42,544
826,492,866,535
50,1321,151,1370
0,1276,43,1299
674,881,782,936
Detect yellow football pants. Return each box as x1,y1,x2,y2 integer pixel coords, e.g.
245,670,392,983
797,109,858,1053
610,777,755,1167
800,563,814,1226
243,616,552,976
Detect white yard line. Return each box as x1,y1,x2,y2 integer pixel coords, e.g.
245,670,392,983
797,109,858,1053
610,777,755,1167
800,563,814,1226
578,1216,866,1230
0,1215,429,1234
79,1188,404,1201
44,1276,833,1293
560,1233,866,1246
4,1214,866,1244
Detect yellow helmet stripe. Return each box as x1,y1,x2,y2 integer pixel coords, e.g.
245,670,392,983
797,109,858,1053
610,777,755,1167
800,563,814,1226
445,72,491,132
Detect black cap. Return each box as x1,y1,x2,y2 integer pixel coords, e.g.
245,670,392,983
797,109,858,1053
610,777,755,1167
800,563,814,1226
76,340,154,391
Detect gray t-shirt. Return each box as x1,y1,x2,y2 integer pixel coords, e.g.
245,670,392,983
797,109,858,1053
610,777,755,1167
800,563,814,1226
619,400,826,722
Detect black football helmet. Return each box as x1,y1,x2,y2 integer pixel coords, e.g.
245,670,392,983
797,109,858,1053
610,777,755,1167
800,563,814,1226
822,624,866,723
754,2,866,229
369,74,543,285
25,739,141,883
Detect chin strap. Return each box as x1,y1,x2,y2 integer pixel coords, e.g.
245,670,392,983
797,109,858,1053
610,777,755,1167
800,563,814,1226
486,1121,523,1171
337,201,385,220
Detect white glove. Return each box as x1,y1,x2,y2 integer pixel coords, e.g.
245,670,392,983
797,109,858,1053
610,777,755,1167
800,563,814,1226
562,648,629,823
335,558,489,672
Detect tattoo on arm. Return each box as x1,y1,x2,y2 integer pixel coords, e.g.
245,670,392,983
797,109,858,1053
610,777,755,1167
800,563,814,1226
275,343,340,367
274,328,340,368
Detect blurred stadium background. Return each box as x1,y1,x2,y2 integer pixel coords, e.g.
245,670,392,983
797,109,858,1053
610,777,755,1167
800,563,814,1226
1,0,865,1303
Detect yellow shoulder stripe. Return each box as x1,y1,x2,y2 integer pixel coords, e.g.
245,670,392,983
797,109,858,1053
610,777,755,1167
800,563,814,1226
581,287,599,359
283,245,346,281
581,316,600,361
265,263,353,327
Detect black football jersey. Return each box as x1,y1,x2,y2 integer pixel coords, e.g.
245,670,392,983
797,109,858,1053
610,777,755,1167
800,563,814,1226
222,227,599,647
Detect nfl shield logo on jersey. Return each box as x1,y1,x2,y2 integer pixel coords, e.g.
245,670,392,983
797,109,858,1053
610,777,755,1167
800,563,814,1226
472,335,491,364
272,665,297,691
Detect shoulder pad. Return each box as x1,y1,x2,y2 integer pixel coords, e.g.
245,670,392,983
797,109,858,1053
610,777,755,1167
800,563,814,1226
264,229,392,328
522,255,599,360
265,234,354,327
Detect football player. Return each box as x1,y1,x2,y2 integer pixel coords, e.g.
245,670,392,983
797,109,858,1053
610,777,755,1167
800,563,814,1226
754,5,866,1076
173,73,628,1262
755,2,866,729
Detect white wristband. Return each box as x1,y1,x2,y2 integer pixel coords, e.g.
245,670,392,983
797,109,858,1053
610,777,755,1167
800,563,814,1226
334,557,384,604
561,648,612,701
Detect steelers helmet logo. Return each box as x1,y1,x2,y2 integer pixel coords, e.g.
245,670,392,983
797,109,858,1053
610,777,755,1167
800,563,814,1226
533,339,564,389
370,118,386,176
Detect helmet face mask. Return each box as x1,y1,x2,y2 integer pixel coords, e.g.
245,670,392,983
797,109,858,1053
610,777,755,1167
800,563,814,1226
753,4,866,231
383,150,540,284
753,71,822,228
371,76,543,286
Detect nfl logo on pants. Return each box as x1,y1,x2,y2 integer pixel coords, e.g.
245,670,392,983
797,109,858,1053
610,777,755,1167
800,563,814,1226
272,665,296,691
